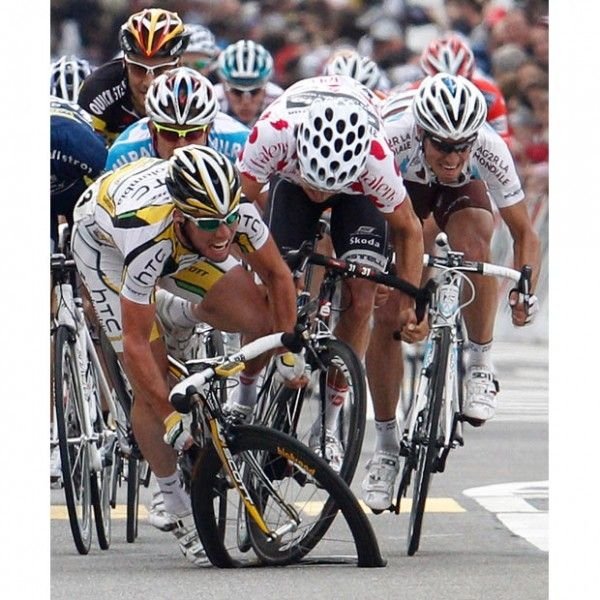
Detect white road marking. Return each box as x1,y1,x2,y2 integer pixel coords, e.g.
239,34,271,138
463,480,548,552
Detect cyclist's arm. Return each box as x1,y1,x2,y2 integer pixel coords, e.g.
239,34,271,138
243,234,298,334
384,197,425,307
240,173,269,212
499,200,541,291
120,296,171,421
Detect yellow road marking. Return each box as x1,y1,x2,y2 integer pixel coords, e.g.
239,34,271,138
50,505,149,520
50,499,464,520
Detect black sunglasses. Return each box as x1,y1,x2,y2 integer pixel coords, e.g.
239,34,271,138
426,134,476,154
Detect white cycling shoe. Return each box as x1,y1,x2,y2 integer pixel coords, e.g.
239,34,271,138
309,429,344,474
148,490,186,532
361,450,400,512
172,517,207,566
462,366,499,426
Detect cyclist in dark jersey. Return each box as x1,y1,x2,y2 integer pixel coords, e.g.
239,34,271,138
50,96,106,249
77,8,190,144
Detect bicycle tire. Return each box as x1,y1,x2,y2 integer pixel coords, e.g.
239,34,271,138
84,348,115,550
191,424,383,567
99,329,149,542
126,455,141,543
255,338,366,483
407,328,449,556
53,325,93,555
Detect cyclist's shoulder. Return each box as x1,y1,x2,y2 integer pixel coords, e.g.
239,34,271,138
78,59,127,108
106,119,154,170
99,158,172,214
212,111,250,135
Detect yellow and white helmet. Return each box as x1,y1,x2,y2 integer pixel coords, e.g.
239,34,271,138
165,146,241,217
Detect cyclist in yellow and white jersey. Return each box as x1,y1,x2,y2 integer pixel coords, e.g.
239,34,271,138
71,146,301,563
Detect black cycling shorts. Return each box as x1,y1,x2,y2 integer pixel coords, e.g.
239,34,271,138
265,178,390,272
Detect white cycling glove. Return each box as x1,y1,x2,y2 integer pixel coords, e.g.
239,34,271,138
509,291,539,326
163,411,194,451
275,351,306,382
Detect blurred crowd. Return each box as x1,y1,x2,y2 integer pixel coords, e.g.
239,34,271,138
51,0,548,200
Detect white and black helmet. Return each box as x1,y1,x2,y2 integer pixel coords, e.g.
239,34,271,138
145,67,218,126
165,145,241,217
297,97,371,192
217,40,273,90
381,88,417,121
412,74,487,141
323,50,381,90
50,55,92,104
185,23,219,59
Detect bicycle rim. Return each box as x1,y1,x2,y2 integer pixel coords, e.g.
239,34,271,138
53,325,93,555
191,425,381,567
407,329,449,556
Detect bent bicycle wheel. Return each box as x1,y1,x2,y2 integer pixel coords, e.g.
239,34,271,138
407,328,449,556
53,325,93,555
255,338,366,484
191,425,383,568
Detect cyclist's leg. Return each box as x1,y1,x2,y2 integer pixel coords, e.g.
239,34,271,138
328,193,389,356
437,182,499,423
360,183,435,510
72,225,188,522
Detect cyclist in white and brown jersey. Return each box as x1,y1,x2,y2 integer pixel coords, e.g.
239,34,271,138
360,73,541,511
71,146,301,563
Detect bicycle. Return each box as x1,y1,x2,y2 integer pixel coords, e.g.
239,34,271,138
167,330,386,568
391,233,533,556
51,251,121,554
252,223,425,483
96,310,225,542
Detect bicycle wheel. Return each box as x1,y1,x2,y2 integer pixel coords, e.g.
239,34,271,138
407,328,449,556
255,338,366,483
191,425,383,568
99,329,149,542
53,325,93,555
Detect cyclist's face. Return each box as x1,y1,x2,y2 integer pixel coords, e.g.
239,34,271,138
422,135,472,184
174,210,238,262
181,53,215,76
225,86,265,126
300,184,335,204
125,55,180,115
150,122,210,160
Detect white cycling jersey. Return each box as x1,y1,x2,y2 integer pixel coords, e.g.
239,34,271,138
236,75,407,213
383,111,524,208
72,157,269,306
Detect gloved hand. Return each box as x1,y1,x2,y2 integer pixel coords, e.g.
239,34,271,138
509,290,539,326
275,351,308,388
163,411,194,451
